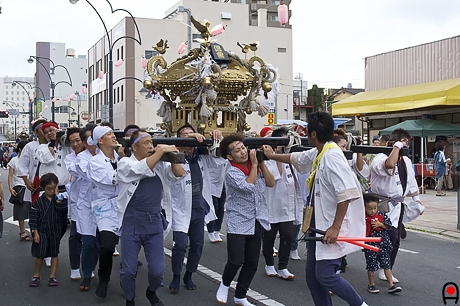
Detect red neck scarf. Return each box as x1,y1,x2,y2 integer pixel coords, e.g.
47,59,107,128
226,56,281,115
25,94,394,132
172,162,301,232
230,160,260,176
365,212,384,236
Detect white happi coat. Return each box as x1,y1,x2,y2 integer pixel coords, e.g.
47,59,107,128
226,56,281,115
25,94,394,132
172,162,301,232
265,160,303,225
87,150,120,235
36,142,72,185
169,153,217,233
116,154,185,229
75,150,97,236
290,143,366,261
370,154,424,227
17,141,39,203
208,158,229,197
64,151,79,221
350,153,370,178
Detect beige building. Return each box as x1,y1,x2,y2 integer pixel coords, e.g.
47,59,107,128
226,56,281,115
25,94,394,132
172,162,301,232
332,35,460,162
87,0,293,132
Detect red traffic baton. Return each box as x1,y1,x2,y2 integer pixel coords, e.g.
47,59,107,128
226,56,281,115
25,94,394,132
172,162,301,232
303,228,381,252
337,237,382,242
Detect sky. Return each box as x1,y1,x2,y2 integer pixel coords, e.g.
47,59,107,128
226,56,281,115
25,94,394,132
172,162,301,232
2,0,460,90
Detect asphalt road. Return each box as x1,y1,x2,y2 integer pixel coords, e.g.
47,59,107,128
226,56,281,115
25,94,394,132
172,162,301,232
0,168,459,306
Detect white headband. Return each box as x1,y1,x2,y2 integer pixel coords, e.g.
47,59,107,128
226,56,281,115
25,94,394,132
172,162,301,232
87,136,97,146
93,126,112,142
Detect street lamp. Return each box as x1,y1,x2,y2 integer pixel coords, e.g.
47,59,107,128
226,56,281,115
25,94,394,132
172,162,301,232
69,0,142,125
3,101,26,140
12,81,46,133
67,105,77,127
27,55,73,122
139,87,149,98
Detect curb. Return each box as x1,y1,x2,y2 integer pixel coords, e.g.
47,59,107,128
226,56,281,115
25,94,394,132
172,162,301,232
406,225,460,240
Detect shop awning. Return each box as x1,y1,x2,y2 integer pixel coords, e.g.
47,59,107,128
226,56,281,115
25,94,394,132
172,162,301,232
331,78,460,116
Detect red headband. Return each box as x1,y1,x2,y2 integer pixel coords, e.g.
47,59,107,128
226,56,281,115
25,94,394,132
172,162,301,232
41,122,59,132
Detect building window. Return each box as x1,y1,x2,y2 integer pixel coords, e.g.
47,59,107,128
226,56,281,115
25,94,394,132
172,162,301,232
121,85,124,102
22,97,25,101
17,91,19,95
17,97,20,101
145,50,158,59
5,86,7,89
5,91,7,95
269,0,280,4
278,47,287,53
192,33,201,41
270,15,279,21
117,48,120,61
257,0,267,3
121,46,124,60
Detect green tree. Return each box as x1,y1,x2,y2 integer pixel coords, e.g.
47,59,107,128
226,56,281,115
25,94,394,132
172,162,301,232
308,84,325,112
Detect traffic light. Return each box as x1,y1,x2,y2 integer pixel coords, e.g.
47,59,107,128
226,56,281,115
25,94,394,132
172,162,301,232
0,111,8,118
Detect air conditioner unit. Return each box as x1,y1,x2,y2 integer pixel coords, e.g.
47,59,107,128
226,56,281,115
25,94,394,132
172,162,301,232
220,12,232,20
66,48,76,58
423,114,432,120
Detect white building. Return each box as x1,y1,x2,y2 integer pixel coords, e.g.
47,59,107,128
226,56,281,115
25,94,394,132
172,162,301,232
34,42,89,129
87,0,293,133
0,76,34,139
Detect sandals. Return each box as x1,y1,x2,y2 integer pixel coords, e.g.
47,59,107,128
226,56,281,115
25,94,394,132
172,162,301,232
48,277,59,286
19,232,31,241
436,193,446,196
29,276,40,287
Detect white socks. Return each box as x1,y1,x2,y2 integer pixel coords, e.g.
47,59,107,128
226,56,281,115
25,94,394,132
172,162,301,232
216,282,229,303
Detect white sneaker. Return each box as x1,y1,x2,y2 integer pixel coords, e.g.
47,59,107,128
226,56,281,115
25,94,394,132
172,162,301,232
378,269,399,283
208,232,217,243
361,302,369,306
70,269,81,280
290,250,301,260
113,247,120,256
265,265,277,277
214,231,223,242
234,297,255,306
273,247,278,257
44,257,51,267
216,282,229,304
91,271,95,279
277,268,295,280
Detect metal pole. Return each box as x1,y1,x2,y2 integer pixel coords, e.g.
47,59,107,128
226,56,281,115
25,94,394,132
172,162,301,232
51,82,55,122
14,116,16,140
186,8,191,52
108,55,113,124
274,94,278,124
457,188,460,229
29,99,33,133
286,94,288,119
77,95,81,127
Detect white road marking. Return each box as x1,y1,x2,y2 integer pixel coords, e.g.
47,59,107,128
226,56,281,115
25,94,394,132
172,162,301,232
399,248,419,254
5,216,18,226
7,218,282,304
164,247,285,306
5,216,30,231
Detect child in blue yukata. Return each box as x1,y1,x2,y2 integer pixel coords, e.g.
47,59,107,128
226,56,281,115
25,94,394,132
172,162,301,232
363,193,402,294
29,173,67,287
